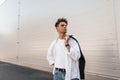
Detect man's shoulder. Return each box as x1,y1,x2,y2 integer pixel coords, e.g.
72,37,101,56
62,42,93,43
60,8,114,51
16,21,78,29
50,39,57,46
69,35,78,40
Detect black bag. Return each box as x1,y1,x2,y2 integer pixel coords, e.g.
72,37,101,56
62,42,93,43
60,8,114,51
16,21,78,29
69,35,86,79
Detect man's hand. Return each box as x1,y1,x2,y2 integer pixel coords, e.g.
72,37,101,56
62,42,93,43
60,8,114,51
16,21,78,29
64,35,70,52
64,35,69,44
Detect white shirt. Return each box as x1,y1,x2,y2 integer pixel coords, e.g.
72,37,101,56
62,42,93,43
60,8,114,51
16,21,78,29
54,39,66,68
47,36,81,80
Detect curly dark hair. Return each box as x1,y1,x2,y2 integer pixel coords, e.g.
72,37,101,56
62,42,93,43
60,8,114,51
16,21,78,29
55,18,68,27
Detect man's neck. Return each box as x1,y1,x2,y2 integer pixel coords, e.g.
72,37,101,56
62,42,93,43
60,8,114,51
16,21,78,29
58,33,66,39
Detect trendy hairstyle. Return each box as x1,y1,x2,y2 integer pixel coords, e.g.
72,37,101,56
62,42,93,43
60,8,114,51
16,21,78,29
55,18,68,27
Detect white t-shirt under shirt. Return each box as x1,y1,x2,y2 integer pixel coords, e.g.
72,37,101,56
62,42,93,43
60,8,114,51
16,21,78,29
54,39,66,68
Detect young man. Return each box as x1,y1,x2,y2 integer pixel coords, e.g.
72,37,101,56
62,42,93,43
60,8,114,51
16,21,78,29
47,18,81,80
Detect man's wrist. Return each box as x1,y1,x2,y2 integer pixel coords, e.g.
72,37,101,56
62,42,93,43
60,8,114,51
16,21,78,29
65,43,69,47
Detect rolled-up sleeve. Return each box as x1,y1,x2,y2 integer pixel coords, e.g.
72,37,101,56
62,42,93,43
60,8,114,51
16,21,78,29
67,37,81,61
68,47,80,61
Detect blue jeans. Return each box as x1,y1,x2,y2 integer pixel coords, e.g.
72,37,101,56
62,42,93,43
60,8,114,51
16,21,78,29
53,69,66,80
53,69,79,80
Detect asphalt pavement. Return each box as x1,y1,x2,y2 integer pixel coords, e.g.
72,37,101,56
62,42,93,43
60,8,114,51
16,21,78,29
0,61,117,80
0,61,53,80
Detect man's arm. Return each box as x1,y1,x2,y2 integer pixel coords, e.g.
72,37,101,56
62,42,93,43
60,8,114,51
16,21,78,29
47,41,56,65
65,35,81,61
64,35,70,52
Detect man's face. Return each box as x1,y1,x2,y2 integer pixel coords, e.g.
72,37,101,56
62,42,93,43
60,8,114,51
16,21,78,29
56,22,67,33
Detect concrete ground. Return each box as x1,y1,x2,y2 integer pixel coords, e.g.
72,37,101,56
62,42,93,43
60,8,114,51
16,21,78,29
0,61,117,80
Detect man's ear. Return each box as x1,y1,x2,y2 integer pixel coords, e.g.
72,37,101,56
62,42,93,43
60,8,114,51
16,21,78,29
56,27,59,32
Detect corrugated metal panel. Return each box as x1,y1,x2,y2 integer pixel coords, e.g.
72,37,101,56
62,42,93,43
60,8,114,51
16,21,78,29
114,0,120,77
0,0,18,59
0,0,120,79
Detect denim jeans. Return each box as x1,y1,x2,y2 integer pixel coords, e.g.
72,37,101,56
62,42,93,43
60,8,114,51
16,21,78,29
53,69,66,80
